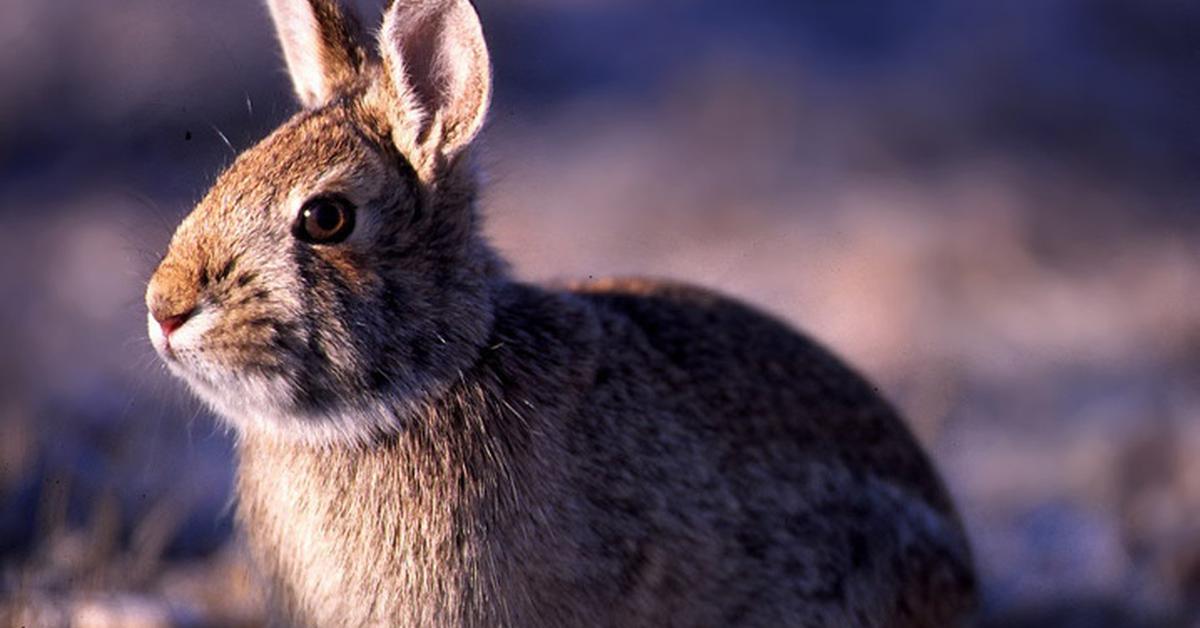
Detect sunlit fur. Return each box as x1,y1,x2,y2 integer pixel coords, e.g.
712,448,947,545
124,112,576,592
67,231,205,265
146,1,977,626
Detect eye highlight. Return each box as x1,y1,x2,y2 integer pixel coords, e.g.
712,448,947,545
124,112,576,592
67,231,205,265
293,195,356,244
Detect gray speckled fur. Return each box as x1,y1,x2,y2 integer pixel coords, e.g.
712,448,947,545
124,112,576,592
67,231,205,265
147,1,977,626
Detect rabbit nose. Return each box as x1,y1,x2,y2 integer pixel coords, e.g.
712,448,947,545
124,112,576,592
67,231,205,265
154,308,195,336
146,258,203,337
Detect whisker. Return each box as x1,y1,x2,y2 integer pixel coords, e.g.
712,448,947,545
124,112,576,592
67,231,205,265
210,123,237,157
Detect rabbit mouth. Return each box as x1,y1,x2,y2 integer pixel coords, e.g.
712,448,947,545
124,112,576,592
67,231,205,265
148,307,293,404
148,306,218,364
147,297,418,441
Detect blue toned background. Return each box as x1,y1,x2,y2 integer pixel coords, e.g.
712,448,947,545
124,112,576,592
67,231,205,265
2,1,1198,625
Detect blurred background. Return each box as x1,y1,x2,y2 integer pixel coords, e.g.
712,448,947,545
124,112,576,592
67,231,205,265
2,0,1198,625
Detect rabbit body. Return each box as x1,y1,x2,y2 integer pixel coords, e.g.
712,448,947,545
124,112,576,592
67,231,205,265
237,279,974,627
146,1,976,626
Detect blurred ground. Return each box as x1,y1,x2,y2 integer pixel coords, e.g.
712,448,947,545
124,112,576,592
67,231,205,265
2,0,1199,626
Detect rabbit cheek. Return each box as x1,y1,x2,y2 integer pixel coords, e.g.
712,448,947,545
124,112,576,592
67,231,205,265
173,310,304,419
317,248,379,295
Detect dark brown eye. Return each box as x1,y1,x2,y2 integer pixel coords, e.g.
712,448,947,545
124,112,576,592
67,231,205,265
294,195,355,244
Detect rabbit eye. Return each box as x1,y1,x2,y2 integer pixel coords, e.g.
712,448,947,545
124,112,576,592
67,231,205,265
294,195,355,244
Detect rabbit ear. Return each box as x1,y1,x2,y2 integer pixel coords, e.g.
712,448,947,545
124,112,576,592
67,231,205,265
376,0,492,177
266,0,368,109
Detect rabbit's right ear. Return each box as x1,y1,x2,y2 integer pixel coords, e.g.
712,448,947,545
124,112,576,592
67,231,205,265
266,0,368,109
375,0,492,181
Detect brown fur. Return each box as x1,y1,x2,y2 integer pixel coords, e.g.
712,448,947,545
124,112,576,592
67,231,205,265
146,1,977,626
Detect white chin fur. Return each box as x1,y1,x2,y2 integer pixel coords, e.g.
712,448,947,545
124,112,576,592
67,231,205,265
187,371,411,447
149,308,407,446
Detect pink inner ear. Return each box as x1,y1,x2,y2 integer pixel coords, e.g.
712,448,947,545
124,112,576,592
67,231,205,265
396,14,444,116
378,0,491,159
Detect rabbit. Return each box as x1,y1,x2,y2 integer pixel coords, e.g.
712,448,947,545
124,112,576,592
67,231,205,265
144,0,977,626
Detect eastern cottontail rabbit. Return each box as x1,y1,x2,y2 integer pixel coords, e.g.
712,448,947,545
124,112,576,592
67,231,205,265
145,1,976,625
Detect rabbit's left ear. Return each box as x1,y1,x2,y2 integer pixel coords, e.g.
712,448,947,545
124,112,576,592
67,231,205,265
376,0,492,179
266,0,368,109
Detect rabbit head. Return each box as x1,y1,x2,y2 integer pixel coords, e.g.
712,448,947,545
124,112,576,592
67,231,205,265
145,0,501,445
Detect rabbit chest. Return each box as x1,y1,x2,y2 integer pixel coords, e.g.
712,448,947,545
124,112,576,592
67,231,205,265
234,423,582,627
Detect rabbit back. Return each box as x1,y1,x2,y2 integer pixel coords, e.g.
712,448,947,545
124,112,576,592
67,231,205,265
559,277,976,626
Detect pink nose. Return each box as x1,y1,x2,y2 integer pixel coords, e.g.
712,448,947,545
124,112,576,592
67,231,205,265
155,309,194,337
